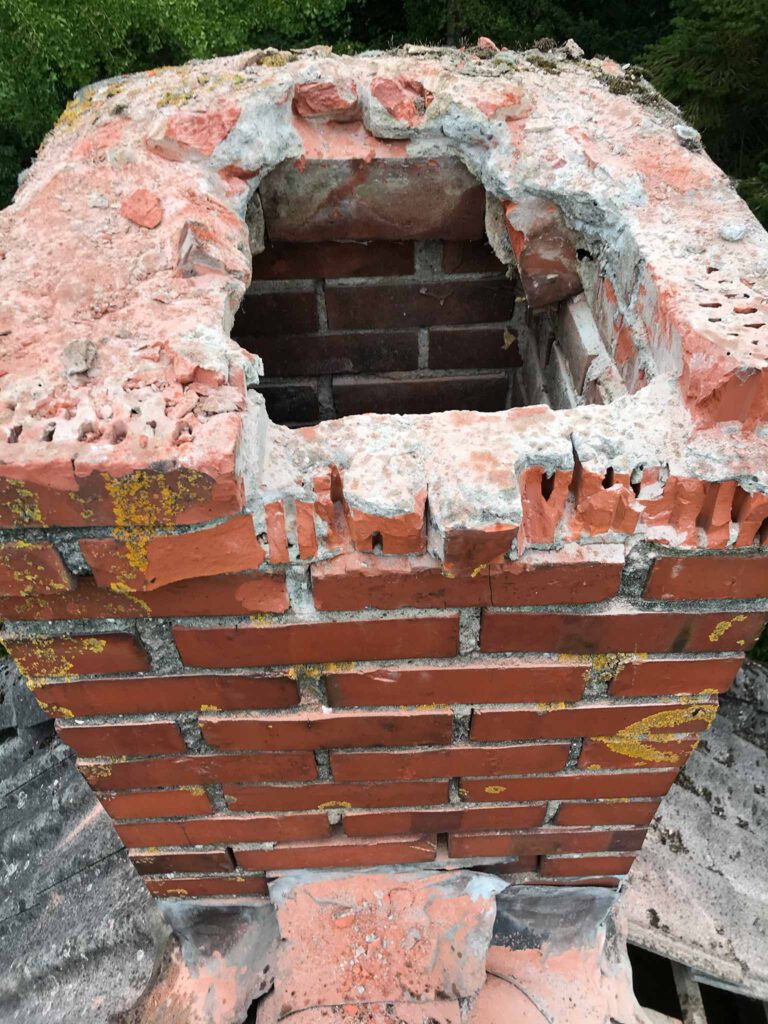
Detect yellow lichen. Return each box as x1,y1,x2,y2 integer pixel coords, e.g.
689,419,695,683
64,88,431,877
709,615,747,643
484,784,507,795
199,704,221,712
470,563,489,579
56,89,96,129
593,705,715,765
318,800,353,810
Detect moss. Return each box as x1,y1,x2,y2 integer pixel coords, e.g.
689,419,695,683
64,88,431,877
259,52,294,68
527,54,561,74
157,90,194,108
55,89,96,130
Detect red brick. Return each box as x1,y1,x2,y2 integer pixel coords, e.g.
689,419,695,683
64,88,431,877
235,835,437,871
541,854,635,877
312,553,491,611
247,330,420,377
427,325,522,371
251,240,414,279
332,373,509,417
81,515,265,592
5,632,149,677
331,743,570,782
342,804,546,837
100,788,214,820
261,155,483,242
470,699,716,742
0,542,72,596
57,720,186,757
201,708,453,751
130,849,233,875
224,780,450,812
555,801,661,827
609,656,742,697
173,614,460,668
489,546,624,605
441,240,506,274
0,572,289,621
33,673,298,718
117,812,330,847
0,466,242,530
144,875,268,898
326,661,588,707
646,554,768,600
578,736,699,770
234,289,318,335
459,770,679,803
480,609,767,654
79,751,317,790
325,279,515,330
447,826,646,859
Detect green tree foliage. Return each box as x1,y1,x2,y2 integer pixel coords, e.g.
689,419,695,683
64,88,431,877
0,0,352,204
644,0,768,223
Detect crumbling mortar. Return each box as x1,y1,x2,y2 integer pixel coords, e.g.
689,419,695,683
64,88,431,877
135,619,184,674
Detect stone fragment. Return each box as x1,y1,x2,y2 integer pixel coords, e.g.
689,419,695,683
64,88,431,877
269,870,506,1014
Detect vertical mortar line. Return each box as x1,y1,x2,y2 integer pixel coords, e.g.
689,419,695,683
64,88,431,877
315,278,329,331
135,618,183,674
448,777,462,805
314,748,332,781
565,737,584,770
176,711,207,753
208,783,229,814
543,800,561,825
417,327,430,370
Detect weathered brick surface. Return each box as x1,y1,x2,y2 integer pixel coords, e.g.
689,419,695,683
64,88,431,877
5,45,768,896
173,615,460,667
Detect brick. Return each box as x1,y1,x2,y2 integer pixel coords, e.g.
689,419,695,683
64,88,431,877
312,553,492,610
56,720,186,757
251,240,414,279
645,554,768,600
81,515,265,592
246,330,420,377
441,240,506,274
555,800,661,827
469,699,716,742
331,743,570,782
578,735,699,770
260,155,484,242
0,572,289,621
536,876,622,888
256,382,320,425
119,813,330,847
609,657,742,697
79,751,317,790
144,875,268,898
557,295,607,392
100,788,214,820
332,373,509,417
234,289,318,335
326,661,588,707
325,280,515,330
427,325,521,371
235,835,437,871
33,673,298,718
0,542,72,596
5,632,149,678
447,826,647,859
540,854,635,877
458,770,679,803
504,198,582,308
480,609,767,654
342,804,546,837
224,780,449,812
201,708,453,751
489,546,624,605
130,849,233,875
173,614,460,668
